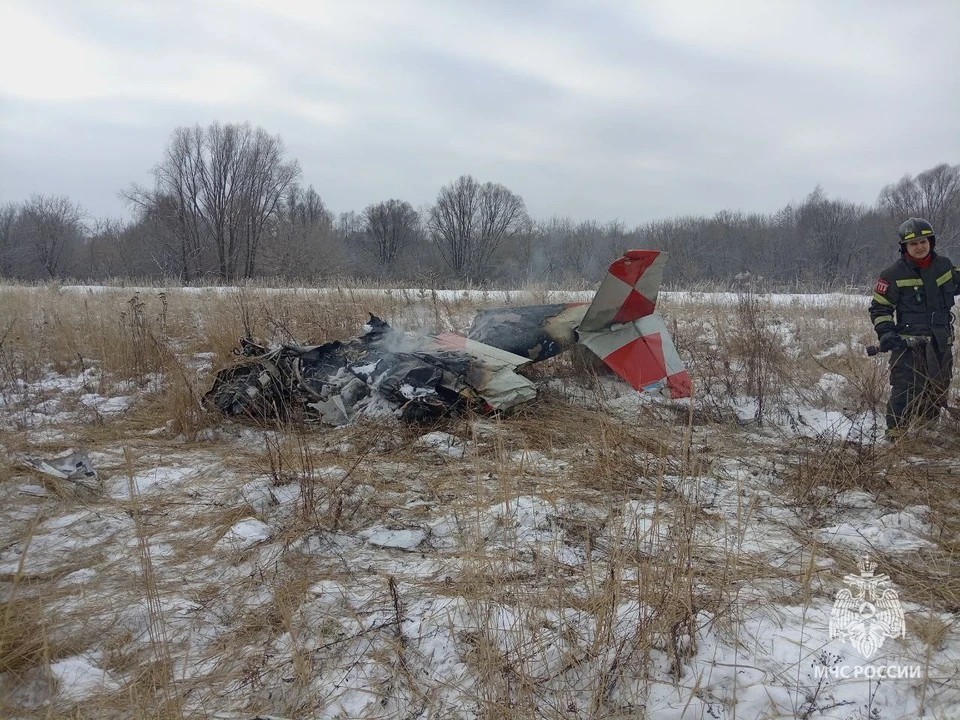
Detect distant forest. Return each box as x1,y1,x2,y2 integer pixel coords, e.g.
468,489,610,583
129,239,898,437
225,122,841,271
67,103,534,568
1,121,958,289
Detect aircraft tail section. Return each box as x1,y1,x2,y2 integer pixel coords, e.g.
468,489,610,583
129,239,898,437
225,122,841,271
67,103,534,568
466,249,691,399
579,250,691,399
579,250,667,332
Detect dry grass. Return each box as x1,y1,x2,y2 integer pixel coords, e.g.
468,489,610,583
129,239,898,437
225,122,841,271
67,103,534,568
0,282,958,718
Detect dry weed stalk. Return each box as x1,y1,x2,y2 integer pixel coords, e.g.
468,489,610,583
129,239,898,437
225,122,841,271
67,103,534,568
124,446,184,719
0,512,49,689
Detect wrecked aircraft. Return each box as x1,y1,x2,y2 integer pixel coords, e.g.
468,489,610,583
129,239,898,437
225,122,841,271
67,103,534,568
204,250,691,425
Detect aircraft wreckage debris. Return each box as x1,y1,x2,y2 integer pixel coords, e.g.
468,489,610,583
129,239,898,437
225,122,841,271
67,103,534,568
204,250,691,425
20,448,100,489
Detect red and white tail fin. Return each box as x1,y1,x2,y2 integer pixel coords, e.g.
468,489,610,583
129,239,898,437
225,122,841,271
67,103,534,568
579,250,667,331
578,250,691,399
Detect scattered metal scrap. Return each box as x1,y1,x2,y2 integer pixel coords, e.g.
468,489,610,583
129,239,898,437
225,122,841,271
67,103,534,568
20,448,99,489
205,250,691,425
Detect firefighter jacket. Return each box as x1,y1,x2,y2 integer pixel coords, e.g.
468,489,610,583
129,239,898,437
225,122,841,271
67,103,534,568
869,251,960,349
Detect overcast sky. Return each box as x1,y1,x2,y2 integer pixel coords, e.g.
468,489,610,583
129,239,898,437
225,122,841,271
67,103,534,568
1,0,958,226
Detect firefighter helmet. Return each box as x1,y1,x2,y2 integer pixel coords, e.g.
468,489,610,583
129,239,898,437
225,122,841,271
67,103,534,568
898,217,936,248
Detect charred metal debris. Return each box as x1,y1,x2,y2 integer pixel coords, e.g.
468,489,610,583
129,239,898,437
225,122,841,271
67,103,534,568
204,315,536,425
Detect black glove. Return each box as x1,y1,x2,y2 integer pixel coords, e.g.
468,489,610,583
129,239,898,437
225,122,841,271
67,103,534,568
878,332,906,353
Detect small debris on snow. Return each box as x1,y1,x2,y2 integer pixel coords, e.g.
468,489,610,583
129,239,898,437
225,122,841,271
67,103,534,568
20,448,99,487
16,484,49,498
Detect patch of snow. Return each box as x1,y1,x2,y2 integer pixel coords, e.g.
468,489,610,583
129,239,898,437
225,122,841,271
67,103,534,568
108,466,196,499
820,508,934,551
817,372,848,394
25,427,69,443
0,510,131,575
63,568,97,585
50,655,120,700
784,406,884,444
16,484,48,497
12,412,48,428
33,398,62,414
351,361,379,376
834,490,878,510
316,466,349,482
79,393,133,415
509,450,568,473
415,431,467,458
399,382,435,399
616,500,670,550
661,475,730,509
358,526,426,550
217,518,272,551
815,342,848,359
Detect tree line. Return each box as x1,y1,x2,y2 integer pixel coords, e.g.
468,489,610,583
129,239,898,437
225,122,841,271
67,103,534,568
1,121,958,288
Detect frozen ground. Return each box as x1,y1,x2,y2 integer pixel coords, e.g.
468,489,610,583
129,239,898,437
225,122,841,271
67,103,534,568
0,287,958,719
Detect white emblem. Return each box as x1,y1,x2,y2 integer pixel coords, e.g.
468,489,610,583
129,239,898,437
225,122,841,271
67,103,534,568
829,557,905,659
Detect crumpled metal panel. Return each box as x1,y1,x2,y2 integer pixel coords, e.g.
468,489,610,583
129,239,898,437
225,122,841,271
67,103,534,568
21,449,99,488
430,333,537,410
467,303,588,362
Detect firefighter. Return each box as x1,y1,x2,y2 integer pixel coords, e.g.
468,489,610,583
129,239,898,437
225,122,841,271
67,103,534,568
869,218,960,438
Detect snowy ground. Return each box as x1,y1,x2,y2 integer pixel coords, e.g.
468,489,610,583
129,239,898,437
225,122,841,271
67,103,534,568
46,284,867,309
0,287,958,719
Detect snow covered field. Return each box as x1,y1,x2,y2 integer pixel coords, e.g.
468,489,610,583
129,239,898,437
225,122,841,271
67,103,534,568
47,283,866,308
0,285,957,719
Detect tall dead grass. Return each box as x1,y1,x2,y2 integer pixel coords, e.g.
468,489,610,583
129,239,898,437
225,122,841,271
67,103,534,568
0,283,957,717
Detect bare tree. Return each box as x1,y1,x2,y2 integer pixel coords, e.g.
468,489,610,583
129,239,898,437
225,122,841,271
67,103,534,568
126,122,301,281
796,186,868,283
527,216,572,279
234,128,302,278
636,216,719,284
360,199,420,270
13,194,86,278
562,219,601,278
283,184,331,228
0,202,18,276
336,210,363,240
261,184,338,277
82,217,169,279
427,175,529,280
878,163,960,244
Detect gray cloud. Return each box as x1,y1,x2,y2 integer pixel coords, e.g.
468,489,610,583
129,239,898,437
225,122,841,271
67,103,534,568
1,0,958,225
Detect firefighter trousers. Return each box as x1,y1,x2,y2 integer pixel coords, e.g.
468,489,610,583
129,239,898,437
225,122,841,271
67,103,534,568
887,339,953,431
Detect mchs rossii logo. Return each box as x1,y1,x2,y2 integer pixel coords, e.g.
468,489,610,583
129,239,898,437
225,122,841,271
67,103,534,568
829,556,905,659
